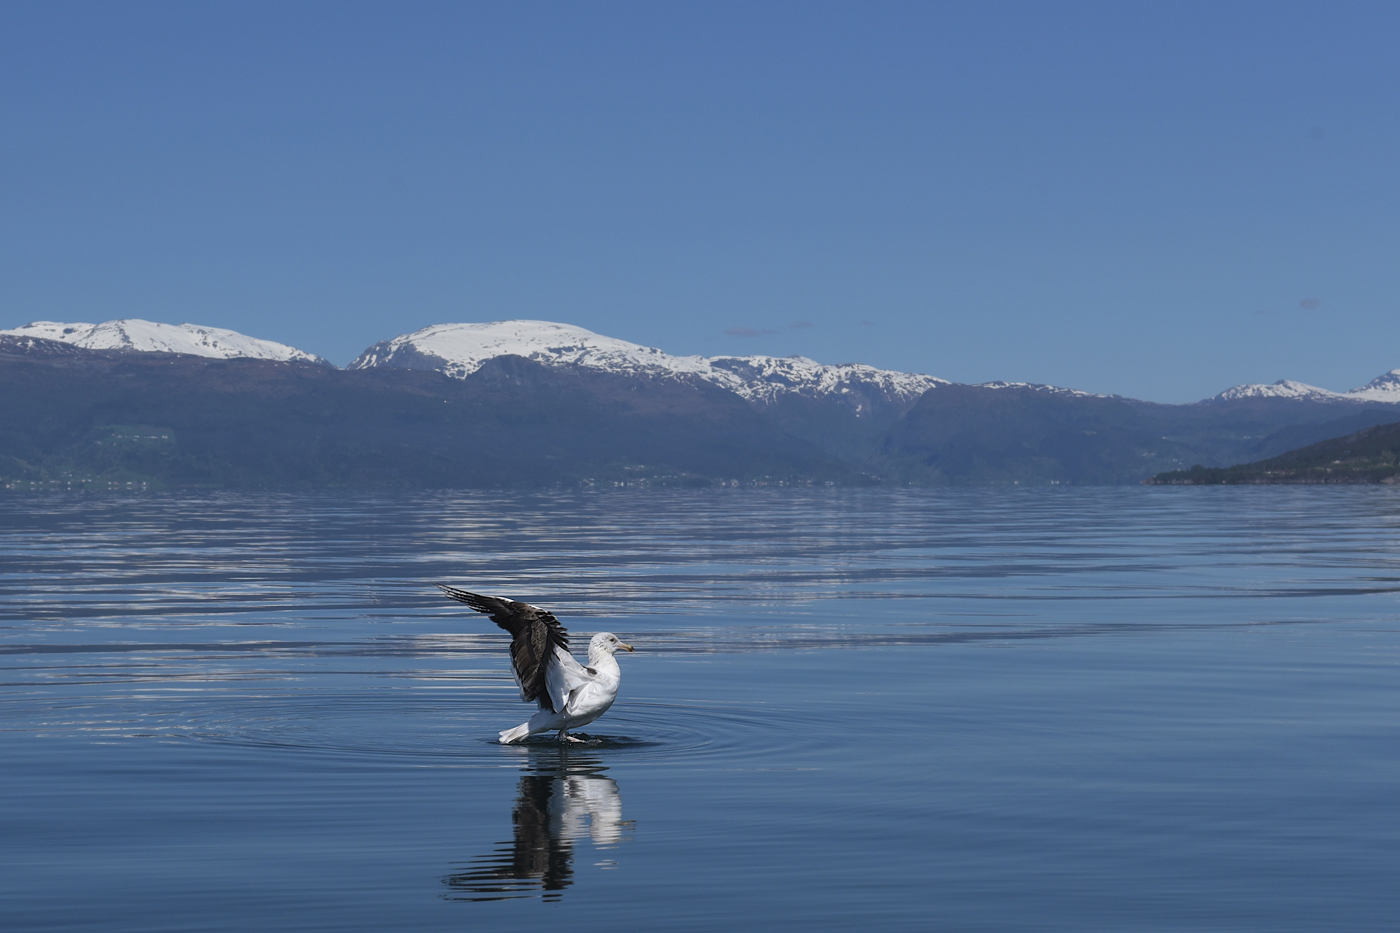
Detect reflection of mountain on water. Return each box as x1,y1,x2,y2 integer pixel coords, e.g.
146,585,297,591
443,751,632,902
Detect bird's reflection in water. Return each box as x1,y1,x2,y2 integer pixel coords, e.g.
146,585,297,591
443,746,633,901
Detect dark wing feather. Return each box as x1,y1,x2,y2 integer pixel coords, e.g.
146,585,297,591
435,584,570,710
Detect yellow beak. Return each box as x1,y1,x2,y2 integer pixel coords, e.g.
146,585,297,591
618,642,635,652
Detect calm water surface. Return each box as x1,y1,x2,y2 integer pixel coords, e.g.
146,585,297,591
2,488,1399,931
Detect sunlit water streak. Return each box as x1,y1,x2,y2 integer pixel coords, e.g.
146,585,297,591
3,487,1400,931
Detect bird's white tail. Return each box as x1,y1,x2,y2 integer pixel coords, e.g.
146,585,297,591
498,722,531,744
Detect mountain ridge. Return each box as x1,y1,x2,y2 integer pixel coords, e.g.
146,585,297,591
0,347,856,489
348,319,949,418
1210,370,1400,403
0,319,332,366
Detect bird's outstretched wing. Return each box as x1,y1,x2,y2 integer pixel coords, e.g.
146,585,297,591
436,585,570,711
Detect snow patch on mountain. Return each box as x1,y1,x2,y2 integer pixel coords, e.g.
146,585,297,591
0,319,329,364
975,381,1109,398
350,320,947,414
703,354,947,410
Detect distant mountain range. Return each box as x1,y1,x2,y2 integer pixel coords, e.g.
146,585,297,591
10,315,1396,406
3,317,1399,488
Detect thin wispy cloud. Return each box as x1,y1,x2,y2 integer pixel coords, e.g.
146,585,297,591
1254,299,1321,316
725,326,777,337
789,320,815,330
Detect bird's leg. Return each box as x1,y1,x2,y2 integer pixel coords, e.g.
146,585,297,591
558,728,585,744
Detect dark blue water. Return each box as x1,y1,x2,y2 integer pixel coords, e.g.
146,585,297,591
3,488,1399,931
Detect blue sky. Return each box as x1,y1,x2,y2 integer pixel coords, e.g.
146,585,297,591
1,1,1397,402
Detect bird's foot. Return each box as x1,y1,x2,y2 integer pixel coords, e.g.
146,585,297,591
559,732,588,744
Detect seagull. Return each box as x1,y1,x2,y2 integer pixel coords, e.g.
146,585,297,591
436,585,634,744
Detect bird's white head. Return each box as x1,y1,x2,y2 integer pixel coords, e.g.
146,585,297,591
589,632,634,660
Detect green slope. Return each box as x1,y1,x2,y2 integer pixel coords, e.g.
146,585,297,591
1146,420,1400,484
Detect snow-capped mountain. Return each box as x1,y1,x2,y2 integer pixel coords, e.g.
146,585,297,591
1214,380,1343,401
1346,370,1400,403
0,319,329,365
1213,371,1400,404
350,321,712,379
350,320,947,415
